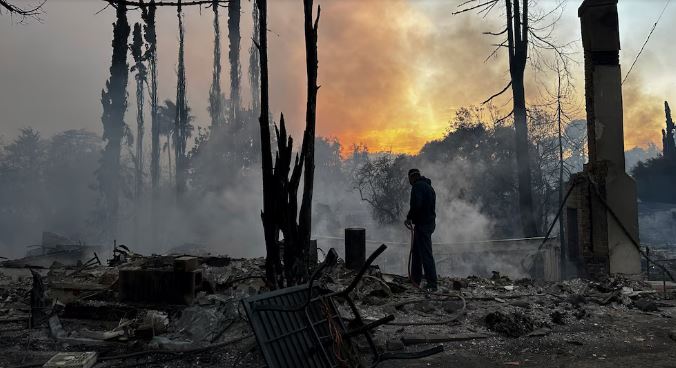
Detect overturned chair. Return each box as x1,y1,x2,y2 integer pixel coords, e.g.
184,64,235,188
241,244,443,368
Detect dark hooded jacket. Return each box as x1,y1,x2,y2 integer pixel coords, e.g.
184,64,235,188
406,176,436,227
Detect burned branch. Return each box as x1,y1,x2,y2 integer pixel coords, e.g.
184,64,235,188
482,81,512,105
455,0,575,239
0,0,45,22
103,0,228,7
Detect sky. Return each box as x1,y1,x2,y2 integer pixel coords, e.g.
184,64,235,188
0,0,674,154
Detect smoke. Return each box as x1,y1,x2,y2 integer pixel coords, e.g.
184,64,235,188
638,203,676,246
115,170,266,258
3,0,675,281
623,75,665,150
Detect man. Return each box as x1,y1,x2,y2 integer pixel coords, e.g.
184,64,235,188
404,168,438,291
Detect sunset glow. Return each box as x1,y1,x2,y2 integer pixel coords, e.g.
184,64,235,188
0,0,674,155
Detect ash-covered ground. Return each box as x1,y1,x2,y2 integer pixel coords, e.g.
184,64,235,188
1,251,675,368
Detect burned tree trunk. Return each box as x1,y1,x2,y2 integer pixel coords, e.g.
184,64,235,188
130,22,147,245
0,0,44,22
663,101,675,159
507,0,538,237
297,0,320,277
99,3,130,239
249,1,260,113
208,0,224,128
227,0,241,124
254,0,320,288
255,0,282,288
275,115,304,285
255,0,321,288
454,0,569,238
174,3,188,198
141,0,160,244
130,23,147,199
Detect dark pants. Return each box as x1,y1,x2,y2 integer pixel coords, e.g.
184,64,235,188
411,223,437,287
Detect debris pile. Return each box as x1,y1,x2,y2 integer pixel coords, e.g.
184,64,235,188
0,243,674,368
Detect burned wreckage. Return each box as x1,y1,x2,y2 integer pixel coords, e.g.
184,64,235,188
241,245,443,367
1,227,676,368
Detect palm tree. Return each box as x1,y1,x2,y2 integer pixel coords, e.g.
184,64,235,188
157,99,194,186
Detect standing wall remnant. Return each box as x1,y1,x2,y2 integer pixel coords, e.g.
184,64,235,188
564,0,641,279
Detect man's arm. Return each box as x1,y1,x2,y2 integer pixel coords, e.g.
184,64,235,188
406,184,422,223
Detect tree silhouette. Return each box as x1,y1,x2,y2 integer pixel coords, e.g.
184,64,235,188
255,0,320,287
208,0,225,128
0,0,45,22
249,0,260,113
98,3,130,240
157,99,194,184
454,0,573,238
227,0,241,124
174,4,189,198
140,0,160,245
130,23,147,199
662,101,675,159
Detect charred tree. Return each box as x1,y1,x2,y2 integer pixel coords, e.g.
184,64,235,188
249,0,260,113
208,0,225,128
255,0,320,288
130,23,147,199
663,101,675,159
130,22,146,245
227,0,241,124
455,0,573,238
503,0,537,237
297,0,320,276
141,1,159,199
0,0,45,22
140,1,160,246
255,0,282,288
99,3,130,240
275,114,305,285
174,3,189,198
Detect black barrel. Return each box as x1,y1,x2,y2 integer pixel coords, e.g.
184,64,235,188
345,228,366,270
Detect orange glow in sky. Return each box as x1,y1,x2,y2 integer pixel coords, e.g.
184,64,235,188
1,0,675,155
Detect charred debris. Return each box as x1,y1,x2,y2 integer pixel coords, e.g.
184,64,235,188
1,233,675,367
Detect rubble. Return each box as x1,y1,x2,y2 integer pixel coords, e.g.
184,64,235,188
485,311,536,337
0,243,674,368
43,352,98,368
1,232,103,269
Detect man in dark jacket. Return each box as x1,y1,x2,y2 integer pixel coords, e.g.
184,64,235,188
404,168,438,291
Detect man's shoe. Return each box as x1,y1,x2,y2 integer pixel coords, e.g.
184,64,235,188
423,284,438,292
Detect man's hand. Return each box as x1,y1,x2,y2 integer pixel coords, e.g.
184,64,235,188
404,219,413,229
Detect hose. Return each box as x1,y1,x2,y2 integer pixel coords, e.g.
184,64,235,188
406,224,420,289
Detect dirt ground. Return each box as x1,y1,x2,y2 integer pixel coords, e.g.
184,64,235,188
383,304,676,368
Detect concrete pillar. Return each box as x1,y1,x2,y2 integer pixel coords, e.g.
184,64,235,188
570,0,641,277
345,228,366,270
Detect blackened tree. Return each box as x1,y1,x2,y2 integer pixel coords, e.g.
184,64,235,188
174,3,189,198
454,0,573,238
140,0,161,243
98,3,130,240
662,101,675,159
130,23,147,199
227,0,241,123
0,0,45,22
208,0,225,128
255,0,321,288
